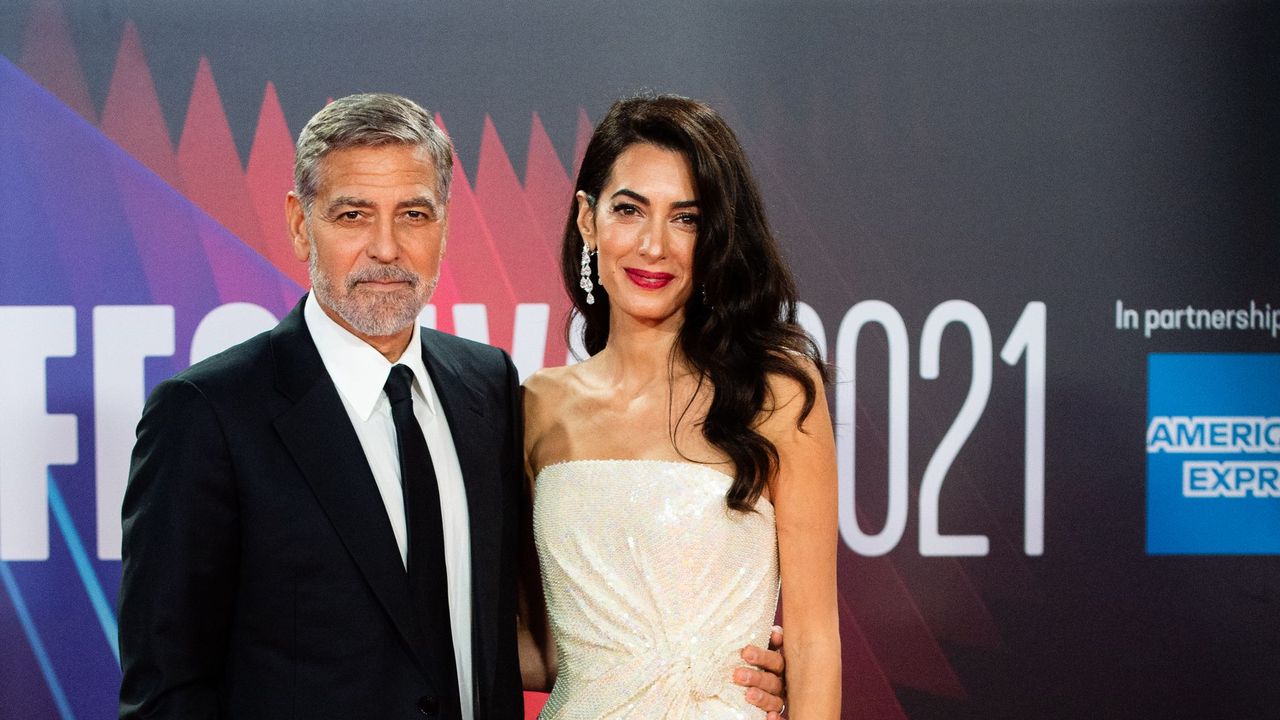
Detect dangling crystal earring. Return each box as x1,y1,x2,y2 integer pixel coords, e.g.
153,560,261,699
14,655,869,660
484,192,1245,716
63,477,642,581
579,243,596,305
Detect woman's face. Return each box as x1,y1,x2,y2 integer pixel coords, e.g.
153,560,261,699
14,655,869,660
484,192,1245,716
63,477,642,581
577,143,699,331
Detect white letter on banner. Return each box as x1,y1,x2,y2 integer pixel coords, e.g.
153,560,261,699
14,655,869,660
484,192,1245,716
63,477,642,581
1000,301,1047,556
835,301,909,557
452,304,490,344
0,306,78,560
452,303,549,381
511,304,549,383
189,303,278,365
93,306,175,560
796,301,828,360
417,305,437,330
918,300,991,557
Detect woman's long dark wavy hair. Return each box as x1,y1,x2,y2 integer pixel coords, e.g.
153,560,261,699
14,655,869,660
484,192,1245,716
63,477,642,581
561,94,828,511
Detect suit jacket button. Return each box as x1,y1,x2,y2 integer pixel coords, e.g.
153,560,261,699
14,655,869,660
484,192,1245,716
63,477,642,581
417,695,439,716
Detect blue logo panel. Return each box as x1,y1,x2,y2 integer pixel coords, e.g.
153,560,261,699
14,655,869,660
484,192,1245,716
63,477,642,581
1147,354,1280,554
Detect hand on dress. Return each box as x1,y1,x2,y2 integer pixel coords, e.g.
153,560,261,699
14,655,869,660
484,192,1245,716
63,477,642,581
734,625,786,718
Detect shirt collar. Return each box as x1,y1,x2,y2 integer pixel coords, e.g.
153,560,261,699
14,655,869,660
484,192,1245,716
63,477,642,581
304,293,435,421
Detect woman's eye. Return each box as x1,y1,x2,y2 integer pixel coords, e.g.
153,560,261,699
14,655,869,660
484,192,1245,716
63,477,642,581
675,213,700,226
611,203,639,217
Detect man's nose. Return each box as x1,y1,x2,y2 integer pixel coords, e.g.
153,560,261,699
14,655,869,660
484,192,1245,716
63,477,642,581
366,217,400,261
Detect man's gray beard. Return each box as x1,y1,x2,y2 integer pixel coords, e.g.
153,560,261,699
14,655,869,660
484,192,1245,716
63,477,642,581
309,241,435,337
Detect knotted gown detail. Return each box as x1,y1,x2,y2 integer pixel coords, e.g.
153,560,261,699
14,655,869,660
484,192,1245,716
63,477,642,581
533,459,779,719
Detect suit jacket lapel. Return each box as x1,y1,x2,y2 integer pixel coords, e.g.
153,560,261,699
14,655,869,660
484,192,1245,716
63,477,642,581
419,332,502,709
268,299,433,680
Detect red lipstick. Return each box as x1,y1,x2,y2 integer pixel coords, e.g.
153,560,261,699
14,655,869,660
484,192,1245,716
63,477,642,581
624,267,674,289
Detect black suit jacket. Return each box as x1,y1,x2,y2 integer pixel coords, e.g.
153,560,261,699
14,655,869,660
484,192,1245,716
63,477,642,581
119,298,524,719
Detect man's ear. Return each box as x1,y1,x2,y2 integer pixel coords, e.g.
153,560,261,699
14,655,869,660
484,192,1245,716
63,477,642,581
286,192,310,262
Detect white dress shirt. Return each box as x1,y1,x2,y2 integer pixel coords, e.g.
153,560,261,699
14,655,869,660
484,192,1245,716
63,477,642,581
304,295,474,720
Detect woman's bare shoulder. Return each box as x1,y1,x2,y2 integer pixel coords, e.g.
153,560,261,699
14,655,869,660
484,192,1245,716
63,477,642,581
758,358,829,437
523,363,584,403
523,363,599,473
523,363,594,428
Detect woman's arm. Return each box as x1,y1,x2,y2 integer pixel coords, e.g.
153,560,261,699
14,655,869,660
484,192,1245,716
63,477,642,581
761,365,842,718
515,565,555,692
517,374,558,692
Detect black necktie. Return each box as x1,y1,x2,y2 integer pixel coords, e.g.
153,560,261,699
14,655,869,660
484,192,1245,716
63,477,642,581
384,364,460,717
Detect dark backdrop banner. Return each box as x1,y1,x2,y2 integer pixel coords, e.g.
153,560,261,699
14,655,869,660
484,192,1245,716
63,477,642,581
1,1,1277,718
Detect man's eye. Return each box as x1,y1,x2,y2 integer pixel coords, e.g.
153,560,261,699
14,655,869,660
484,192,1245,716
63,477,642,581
339,211,361,221
405,210,426,220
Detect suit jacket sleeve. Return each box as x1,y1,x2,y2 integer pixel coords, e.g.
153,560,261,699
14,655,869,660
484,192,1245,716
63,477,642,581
118,377,239,719
494,348,528,717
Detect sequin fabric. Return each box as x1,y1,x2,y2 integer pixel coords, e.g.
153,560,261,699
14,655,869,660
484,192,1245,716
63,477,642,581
534,459,779,719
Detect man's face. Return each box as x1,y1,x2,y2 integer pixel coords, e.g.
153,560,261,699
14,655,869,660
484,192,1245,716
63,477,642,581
287,144,447,348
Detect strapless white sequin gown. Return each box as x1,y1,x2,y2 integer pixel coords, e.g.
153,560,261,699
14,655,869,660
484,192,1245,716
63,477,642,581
534,459,779,719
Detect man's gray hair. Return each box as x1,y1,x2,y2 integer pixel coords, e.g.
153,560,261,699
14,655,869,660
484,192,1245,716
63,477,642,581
293,93,453,213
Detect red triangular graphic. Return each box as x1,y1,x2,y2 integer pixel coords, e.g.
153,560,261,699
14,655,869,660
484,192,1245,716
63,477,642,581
245,81,305,285
19,0,97,123
430,261,462,333
433,113,516,350
100,21,181,188
523,111,574,365
176,57,267,260
473,114,561,308
523,112,572,254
